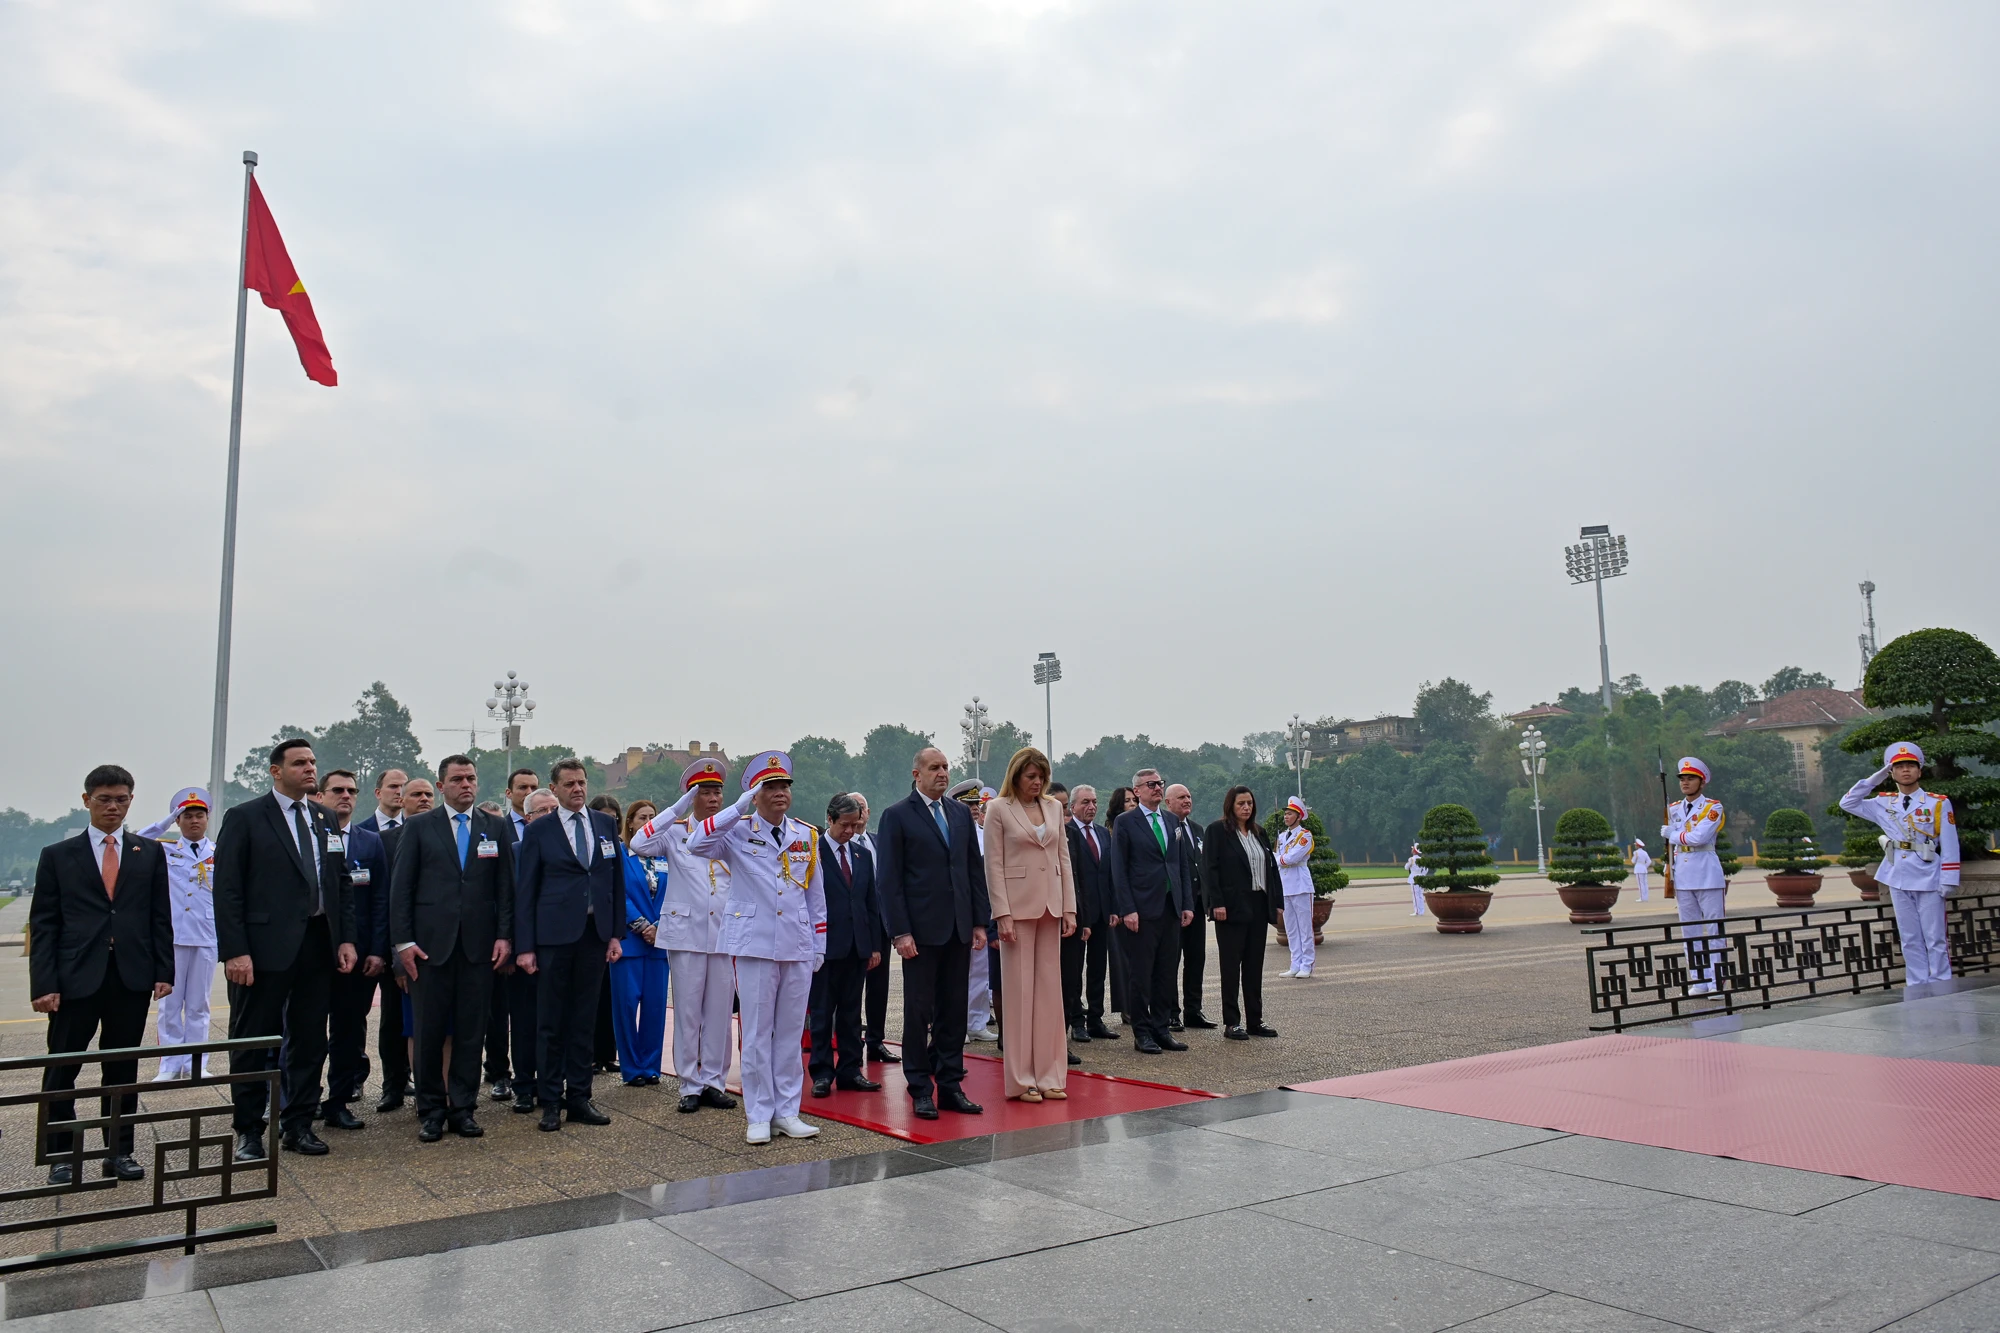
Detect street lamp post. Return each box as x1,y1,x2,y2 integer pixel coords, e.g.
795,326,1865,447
960,696,991,783
1519,726,1549,874
486,671,536,791
1285,713,1313,799
1564,525,1630,841
1032,652,1061,759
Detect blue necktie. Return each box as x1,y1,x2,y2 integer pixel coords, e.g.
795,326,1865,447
454,812,470,867
573,812,591,865
931,800,949,844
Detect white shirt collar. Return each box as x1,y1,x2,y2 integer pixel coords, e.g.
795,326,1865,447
374,807,401,827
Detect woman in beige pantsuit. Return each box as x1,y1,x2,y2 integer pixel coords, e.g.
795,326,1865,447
983,747,1078,1101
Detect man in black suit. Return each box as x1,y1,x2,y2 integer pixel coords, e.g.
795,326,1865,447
1062,784,1114,1044
213,739,359,1161
513,759,620,1131
373,777,431,1112
354,768,408,835
1107,767,1194,1054
29,764,174,1183
313,770,390,1131
390,755,514,1142
875,747,989,1120
853,793,895,1065
810,793,884,1098
485,766,540,1104
1165,783,1216,1030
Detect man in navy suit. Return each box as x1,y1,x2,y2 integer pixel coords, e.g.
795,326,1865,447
809,793,884,1098
1107,768,1194,1055
514,758,623,1132
875,747,989,1120
354,768,408,835
313,770,390,1131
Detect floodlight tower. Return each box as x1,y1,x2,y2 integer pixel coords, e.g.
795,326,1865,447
1563,525,1630,711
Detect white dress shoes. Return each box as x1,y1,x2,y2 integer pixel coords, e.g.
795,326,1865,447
774,1116,819,1139
745,1121,772,1145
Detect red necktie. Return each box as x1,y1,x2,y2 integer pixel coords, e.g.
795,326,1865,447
1086,827,1100,862
100,834,120,899
840,842,853,881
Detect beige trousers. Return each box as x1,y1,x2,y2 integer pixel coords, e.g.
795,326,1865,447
999,913,1067,1096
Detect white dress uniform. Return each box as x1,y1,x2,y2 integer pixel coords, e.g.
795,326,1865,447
1276,798,1316,977
1662,757,1728,993
956,784,999,1038
686,752,827,1138
631,757,739,1103
1631,843,1651,903
1404,851,1426,916
139,787,218,1078
1840,741,1960,985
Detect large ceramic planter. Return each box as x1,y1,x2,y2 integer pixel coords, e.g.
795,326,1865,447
1424,889,1493,934
1555,884,1620,925
1765,872,1823,909
1274,897,1337,946
1848,869,1880,901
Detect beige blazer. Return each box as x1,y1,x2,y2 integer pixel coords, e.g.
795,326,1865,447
983,795,1078,922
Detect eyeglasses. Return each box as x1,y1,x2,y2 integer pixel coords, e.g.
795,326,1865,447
1138,779,1164,789
324,786,359,796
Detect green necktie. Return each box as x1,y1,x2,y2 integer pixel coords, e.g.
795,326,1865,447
1148,810,1168,856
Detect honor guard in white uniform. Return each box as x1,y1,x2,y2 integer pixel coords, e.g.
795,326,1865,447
1662,757,1728,994
1841,741,1960,985
138,787,218,1078
1631,841,1651,903
1404,844,1426,916
1276,797,1316,977
686,751,827,1144
631,756,742,1116
952,780,1000,1040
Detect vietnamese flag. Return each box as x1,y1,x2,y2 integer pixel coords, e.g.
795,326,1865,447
243,178,337,386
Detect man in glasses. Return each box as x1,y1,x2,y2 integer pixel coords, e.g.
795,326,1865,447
313,770,390,1131
1106,769,1195,1054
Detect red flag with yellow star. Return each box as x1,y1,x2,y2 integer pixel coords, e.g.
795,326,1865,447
243,178,337,386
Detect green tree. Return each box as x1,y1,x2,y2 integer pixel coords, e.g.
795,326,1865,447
1839,817,1883,869
1415,803,1499,891
1762,666,1835,698
1414,678,1495,746
224,682,430,808
1756,809,1831,874
1547,807,1627,887
1842,628,2000,860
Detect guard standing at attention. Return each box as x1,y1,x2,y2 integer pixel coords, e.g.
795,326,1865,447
686,751,827,1145
1663,757,1727,994
1631,840,1652,904
631,757,741,1115
1276,797,1316,978
139,787,219,1079
1841,741,1960,985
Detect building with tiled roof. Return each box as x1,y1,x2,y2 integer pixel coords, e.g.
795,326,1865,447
1705,688,1876,800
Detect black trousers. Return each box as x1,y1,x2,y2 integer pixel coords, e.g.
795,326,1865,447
1084,918,1125,1019
900,932,971,1099
323,964,377,1108
44,969,150,1156
536,932,611,1107
1178,915,1208,1019
1214,917,1269,1028
230,916,334,1134
508,962,538,1093
808,953,867,1084
412,942,494,1119
1061,930,1088,1027
484,968,513,1082
376,972,410,1093
1117,914,1179,1043
863,955,890,1047
593,968,618,1068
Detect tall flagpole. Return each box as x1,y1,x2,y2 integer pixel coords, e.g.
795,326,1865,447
209,150,258,803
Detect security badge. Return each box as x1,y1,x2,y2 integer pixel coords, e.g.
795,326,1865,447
599,837,616,857
326,832,344,853
350,866,372,884
476,837,500,858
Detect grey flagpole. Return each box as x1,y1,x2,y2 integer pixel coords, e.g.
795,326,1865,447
208,150,258,803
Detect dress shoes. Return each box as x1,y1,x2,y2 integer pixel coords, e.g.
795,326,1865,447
101,1153,146,1180
774,1115,819,1139
867,1043,896,1064
968,1025,998,1042
1085,1019,1115,1040
837,1075,881,1092
322,1104,366,1131
449,1113,484,1138
46,1162,73,1186
282,1128,330,1156
234,1130,267,1162
513,1090,537,1114
1067,1049,1082,1065
1184,1011,1218,1029
1133,1037,1162,1055
1157,1034,1190,1052
1167,1018,1185,1032
812,1078,833,1098
1249,1023,1279,1038
699,1086,738,1110
938,1087,983,1114
565,1099,611,1126
539,1106,562,1132
376,1091,406,1113
1224,1025,1250,1041
489,1078,512,1102
911,1094,940,1120
677,1094,703,1114
417,1117,445,1143
1069,1024,1092,1043
745,1121,772,1145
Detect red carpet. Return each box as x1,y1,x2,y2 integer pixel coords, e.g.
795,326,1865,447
1293,1035,2000,1200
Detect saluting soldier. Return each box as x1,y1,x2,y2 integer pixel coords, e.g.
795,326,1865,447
630,757,741,1115
1663,757,1728,994
686,751,827,1145
139,787,219,1079
1841,741,1960,985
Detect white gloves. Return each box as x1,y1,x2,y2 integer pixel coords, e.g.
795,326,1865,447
812,954,825,973
734,783,761,815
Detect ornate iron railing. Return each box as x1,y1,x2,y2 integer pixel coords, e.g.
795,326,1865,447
1584,890,2000,1032
0,1036,280,1274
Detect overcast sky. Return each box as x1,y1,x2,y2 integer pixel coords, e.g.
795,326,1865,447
3,1,1996,817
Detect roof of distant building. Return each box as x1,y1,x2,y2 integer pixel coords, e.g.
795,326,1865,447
1707,688,1874,738
1506,703,1573,724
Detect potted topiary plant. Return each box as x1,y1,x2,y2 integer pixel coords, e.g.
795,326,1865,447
1417,803,1501,933
1837,816,1883,900
1714,825,1741,881
1756,808,1832,907
1547,807,1628,924
1266,808,1349,944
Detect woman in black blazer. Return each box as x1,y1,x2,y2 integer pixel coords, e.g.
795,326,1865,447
1202,786,1283,1041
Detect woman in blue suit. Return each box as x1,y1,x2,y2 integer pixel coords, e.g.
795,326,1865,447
614,802,671,1085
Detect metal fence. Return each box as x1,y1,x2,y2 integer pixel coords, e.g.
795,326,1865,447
0,1036,280,1274
1584,891,2000,1032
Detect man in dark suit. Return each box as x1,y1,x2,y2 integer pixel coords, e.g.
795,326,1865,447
853,793,894,1065
390,755,514,1142
485,766,540,1104
1062,784,1114,1044
354,768,408,836
810,793,884,1098
29,764,175,1183
1107,768,1194,1054
373,777,430,1112
313,770,389,1130
875,747,989,1120
512,758,620,1133
1165,783,1216,1030
213,739,359,1161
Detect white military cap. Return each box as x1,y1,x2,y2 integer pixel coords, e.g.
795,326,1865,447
1885,741,1926,768
1677,757,1711,784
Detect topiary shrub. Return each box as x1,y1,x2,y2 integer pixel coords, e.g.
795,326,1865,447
1262,808,1349,897
1838,816,1884,868
1548,807,1629,888
1755,808,1831,874
1713,825,1742,879
1416,804,1500,891
1843,627,2000,860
